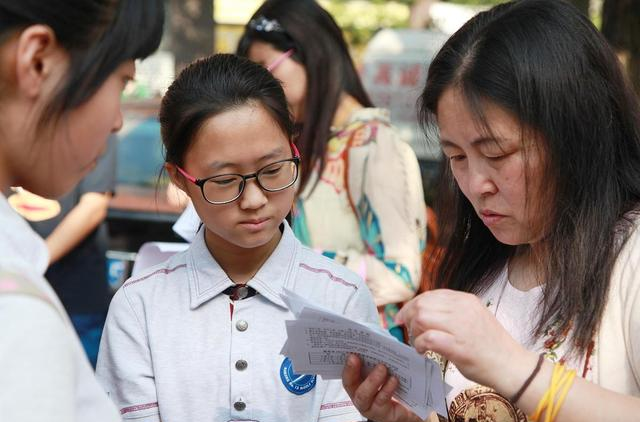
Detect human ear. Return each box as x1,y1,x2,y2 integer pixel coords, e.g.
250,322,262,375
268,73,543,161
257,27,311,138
165,162,188,192
14,25,66,99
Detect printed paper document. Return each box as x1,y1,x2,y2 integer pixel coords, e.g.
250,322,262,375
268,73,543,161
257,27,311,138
280,289,450,419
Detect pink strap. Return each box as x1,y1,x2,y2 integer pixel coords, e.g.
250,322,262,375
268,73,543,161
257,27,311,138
0,272,57,312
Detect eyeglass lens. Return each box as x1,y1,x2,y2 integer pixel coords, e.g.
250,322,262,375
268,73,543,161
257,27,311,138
202,160,298,203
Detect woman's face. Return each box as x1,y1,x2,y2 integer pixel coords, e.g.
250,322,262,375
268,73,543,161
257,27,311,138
247,41,307,122
9,59,134,198
171,103,296,253
437,87,545,246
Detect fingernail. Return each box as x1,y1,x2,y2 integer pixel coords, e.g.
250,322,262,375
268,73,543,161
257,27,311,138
346,354,356,366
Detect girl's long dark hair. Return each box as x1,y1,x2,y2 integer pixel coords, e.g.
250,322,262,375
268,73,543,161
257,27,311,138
419,0,640,352
237,0,373,195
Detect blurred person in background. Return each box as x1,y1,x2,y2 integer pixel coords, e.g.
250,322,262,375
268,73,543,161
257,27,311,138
0,1,163,420
237,0,427,342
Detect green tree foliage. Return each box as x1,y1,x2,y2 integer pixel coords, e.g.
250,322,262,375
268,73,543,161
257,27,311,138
322,0,410,47
440,0,507,5
367,0,413,3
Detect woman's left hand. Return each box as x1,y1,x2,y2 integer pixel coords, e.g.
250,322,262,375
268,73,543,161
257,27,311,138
396,289,536,396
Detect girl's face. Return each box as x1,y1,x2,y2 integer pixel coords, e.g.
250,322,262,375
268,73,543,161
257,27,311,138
174,103,296,252
47,60,134,196
247,41,307,122
10,60,134,198
437,87,545,246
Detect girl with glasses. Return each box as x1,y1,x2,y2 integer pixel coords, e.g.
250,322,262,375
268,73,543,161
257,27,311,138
0,1,163,420
96,54,379,422
236,0,428,342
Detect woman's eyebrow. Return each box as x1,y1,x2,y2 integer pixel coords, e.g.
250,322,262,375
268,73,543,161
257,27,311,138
439,137,495,147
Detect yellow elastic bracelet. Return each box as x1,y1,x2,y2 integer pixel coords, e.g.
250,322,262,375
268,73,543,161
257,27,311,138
530,363,577,422
530,363,566,422
544,364,567,422
550,369,576,420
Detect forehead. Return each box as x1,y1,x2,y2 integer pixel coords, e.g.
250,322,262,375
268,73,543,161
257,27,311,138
437,87,523,145
186,103,289,165
247,40,282,62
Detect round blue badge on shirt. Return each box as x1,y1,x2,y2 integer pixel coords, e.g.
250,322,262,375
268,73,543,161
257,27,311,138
280,357,317,395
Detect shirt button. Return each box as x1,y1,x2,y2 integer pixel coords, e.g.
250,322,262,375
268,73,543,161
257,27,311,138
235,359,248,371
236,320,248,331
234,401,246,411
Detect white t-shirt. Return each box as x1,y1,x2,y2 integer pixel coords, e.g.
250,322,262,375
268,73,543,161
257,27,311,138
441,217,640,422
442,262,623,422
96,221,380,422
0,194,120,422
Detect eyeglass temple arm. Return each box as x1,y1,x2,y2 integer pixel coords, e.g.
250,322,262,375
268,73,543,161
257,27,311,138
176,166,197,183
267,49,294,72
291,142,301,158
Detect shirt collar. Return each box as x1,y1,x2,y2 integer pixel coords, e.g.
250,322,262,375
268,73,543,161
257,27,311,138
0,193,49,278
187,221,299,310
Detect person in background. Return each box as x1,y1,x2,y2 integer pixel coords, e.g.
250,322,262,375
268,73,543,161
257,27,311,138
0,1,163,420
9,136,117,368
237,0,427,342
342,1,640,421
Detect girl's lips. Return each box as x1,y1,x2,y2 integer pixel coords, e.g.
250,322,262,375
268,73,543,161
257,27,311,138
238,217,270,231
240,217,269,224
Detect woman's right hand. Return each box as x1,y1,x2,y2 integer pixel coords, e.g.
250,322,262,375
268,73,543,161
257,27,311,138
396,289,536,398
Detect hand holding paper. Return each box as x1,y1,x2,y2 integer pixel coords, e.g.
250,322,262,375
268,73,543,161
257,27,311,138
280,288,450,420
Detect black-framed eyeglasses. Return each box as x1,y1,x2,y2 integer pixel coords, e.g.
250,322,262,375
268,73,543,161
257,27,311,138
176,145,300,205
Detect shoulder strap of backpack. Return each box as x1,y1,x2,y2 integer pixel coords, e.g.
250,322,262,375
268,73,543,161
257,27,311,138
0,272,59,314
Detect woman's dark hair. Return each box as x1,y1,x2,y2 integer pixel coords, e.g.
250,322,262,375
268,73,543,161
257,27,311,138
0,0,164,123
419,0,640,353
237,0,373,194
160,54,294,167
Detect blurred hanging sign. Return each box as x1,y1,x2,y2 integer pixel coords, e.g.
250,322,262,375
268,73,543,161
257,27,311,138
361,29,448,160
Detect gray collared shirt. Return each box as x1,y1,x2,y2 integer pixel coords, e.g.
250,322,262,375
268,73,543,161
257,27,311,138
96,222,379,422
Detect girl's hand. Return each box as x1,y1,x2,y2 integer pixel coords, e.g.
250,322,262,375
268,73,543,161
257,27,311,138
341,354,425,422
396,289,536,397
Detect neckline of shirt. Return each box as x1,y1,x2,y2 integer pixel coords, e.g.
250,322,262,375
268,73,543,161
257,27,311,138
187,220,298,310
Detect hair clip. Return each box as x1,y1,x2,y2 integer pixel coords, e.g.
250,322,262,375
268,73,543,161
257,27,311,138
249,16,285,33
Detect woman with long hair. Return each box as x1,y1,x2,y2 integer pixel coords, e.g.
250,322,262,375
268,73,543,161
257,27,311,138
237,0,427,341
0,1,163,419
342,1,640,421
